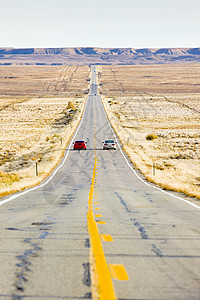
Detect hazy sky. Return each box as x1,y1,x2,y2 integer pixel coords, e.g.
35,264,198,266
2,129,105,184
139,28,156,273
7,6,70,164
0,0,199,48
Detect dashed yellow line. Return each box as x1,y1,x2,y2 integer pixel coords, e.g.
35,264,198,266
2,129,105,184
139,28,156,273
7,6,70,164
97,221,106,224
109,264,129,281
95,214,102,218
101,234,113,242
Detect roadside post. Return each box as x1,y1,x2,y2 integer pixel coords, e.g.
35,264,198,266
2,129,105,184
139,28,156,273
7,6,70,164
127,137,129,146
153,161,156,176
36,162,38,176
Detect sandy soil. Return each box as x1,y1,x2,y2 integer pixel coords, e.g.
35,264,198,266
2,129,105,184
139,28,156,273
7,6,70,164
98,64,200,199
0,66,90,198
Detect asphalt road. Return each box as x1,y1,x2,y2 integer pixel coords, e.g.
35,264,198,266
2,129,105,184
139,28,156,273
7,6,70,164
0,66,200,300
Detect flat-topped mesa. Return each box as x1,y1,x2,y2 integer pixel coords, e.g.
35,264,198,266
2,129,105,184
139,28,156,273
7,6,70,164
0,48,35,54
0,47,200,64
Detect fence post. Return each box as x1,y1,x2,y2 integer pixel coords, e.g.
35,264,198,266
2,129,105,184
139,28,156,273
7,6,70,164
153,162,156,176
36,162,38,176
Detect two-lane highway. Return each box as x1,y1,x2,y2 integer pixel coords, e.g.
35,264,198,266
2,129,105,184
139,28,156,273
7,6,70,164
0,66,200,299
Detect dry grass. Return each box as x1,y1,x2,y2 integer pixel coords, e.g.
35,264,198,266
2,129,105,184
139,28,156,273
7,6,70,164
0,97,86,197
0,65,89,97
0,65,90,198
98,64,200,200
98,64,200,95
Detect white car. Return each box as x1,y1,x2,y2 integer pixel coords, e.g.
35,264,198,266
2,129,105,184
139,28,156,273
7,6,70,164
103,139,116,150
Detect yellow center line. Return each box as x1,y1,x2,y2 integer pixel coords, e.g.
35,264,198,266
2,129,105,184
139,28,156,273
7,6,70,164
88,74,116,299
94,96,96,153
87,157,116,300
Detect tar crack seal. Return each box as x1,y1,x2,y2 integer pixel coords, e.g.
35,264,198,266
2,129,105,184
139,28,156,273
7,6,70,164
12,228,50,299
13,238,41,298
82,262,91,287
133,221,148,239
151,244,163,257
114,191,132,213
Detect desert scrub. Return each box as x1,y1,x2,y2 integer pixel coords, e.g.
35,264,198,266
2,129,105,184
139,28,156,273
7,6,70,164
108,99,118,105
46,134,60,144
67,101,77,111
146,134,158,140
0,171,21,186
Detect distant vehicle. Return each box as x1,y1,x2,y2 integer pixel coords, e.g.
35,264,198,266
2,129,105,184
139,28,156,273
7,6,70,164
73,140,87,150
103,139,116,150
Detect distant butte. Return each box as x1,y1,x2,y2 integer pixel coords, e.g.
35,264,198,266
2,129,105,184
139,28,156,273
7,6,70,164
0,47,200,65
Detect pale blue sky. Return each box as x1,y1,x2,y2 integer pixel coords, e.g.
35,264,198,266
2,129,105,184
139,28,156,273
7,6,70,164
0,0,199,48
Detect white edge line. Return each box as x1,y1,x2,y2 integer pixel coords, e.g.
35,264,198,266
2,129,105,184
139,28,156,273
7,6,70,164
0,97,89,207
100,97,200,210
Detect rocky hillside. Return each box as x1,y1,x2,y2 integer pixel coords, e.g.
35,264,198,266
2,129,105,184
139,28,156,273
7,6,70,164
0,47,200,65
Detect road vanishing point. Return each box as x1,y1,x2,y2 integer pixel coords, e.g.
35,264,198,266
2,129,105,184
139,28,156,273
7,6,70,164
0,66,200,300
